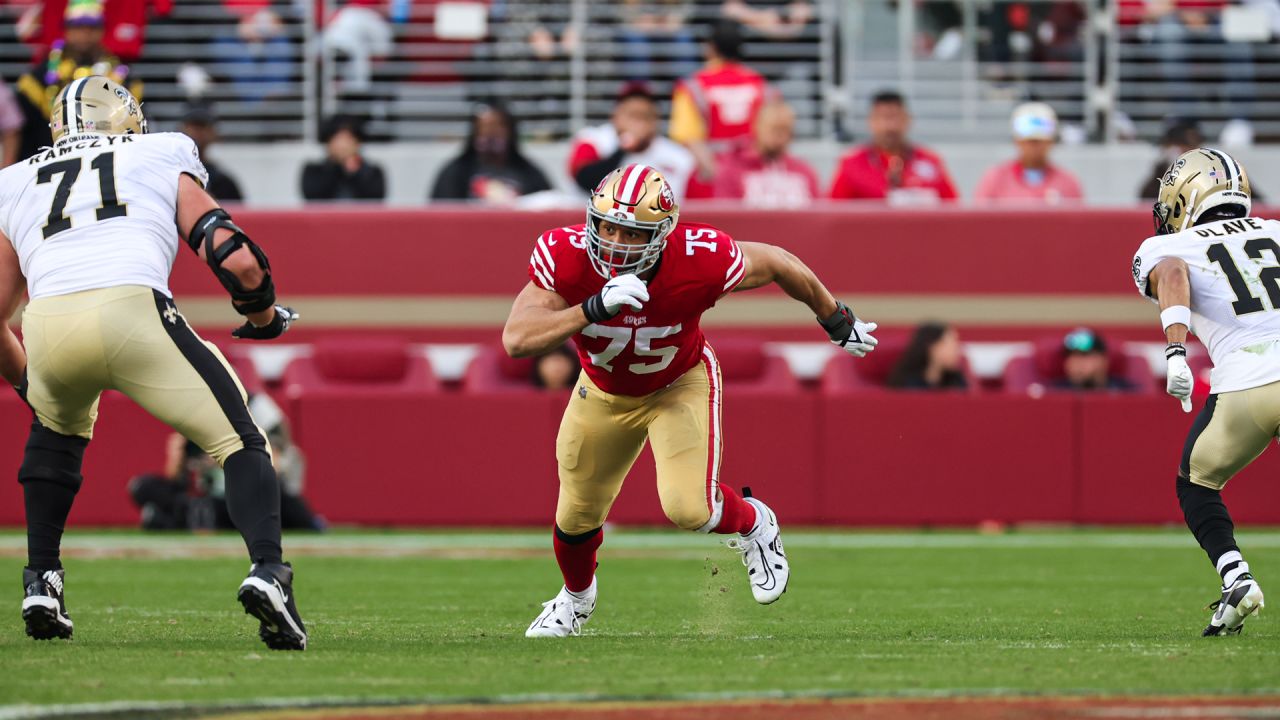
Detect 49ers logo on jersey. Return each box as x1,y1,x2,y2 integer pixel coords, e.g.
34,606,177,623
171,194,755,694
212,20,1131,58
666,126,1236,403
657,181,676,212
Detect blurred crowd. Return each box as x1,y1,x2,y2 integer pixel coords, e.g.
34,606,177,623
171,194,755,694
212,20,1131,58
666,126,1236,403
1,0,1278,207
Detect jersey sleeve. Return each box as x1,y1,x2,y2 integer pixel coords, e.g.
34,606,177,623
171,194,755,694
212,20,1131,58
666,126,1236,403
1132,236,1171,304
166,133,210,187
685,224,744,305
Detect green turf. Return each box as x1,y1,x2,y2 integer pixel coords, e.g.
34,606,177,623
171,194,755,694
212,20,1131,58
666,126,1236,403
1,530,1278,710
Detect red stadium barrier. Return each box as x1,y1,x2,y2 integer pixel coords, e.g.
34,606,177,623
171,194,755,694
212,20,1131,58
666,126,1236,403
2,387,1278,527
4,208,1277,528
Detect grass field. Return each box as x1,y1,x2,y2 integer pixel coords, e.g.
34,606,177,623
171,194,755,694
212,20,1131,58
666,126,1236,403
1,528,1278,718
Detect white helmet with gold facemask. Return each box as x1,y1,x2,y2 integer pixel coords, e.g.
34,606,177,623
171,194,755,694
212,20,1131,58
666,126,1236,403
586,164,679,278
1153,147,1251,236
49,76,147,143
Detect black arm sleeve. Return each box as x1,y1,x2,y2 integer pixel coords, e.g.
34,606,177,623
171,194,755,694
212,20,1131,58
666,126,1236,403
573,149,627,193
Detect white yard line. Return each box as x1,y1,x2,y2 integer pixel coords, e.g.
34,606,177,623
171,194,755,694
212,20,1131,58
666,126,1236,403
2,530,1280,556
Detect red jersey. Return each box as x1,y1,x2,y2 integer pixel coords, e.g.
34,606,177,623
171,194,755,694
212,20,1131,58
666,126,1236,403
676,62,768,145
828,145,958,202
527,221,745,396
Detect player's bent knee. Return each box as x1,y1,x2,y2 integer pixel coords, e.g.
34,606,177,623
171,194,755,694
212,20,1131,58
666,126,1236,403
19,422,89,491
662,498,712,532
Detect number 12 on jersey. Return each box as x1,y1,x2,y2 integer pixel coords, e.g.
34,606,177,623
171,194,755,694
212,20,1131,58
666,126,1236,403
1207,239,1280,316
36,152,127,239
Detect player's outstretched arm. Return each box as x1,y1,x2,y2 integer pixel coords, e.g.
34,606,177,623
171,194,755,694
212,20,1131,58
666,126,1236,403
1148,257,1194,412
736,241,878,357
0,230,26,388
175,175,297,340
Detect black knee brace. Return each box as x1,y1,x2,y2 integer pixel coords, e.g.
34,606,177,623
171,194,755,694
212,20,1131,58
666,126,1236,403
1176,475,1239,564
19,422,88,491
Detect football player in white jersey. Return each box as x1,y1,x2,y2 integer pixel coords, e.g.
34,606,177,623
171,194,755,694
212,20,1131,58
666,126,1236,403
1133,147,1270,636
0,77,307,649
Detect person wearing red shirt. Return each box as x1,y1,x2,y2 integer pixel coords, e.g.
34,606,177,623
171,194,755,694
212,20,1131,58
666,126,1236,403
567,82,695,201
22,0,172,63
714,100,819,207
504,163,878,636
669,21,770,198
974,102,1082,205
828,90,958,204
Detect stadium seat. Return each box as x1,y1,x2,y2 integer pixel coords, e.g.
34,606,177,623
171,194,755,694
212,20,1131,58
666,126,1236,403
282,337,440,396
462,346,540,392
1002,336,1155,394
709,339,800,391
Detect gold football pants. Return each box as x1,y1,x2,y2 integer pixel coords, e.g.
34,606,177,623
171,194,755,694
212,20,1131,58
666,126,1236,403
1182,380,1280,490
555,346,725,534
21,285,268,464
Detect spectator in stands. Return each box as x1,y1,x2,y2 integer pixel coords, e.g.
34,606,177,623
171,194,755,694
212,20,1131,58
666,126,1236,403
1125,0,1254,133
1139,118,1203,201
0,79,24,169
887,323,969,391
531,345,581,391
713,100,819,207
19,0,172,64
129,395,324,532
974,102,1083,205
722,0,813,40
828,90,958,204
321,0,393,93
180,104,243,203
568,82,694,200
212,0,293,103
1053,328,1136,393
618,0,699,82
669,21,770,198
430,101,553,203
14,0,142,160
503,0,579,62
301,115,386,201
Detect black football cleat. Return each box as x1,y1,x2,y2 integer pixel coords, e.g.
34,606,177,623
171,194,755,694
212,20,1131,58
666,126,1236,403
237,562,307,650
23,567,73,641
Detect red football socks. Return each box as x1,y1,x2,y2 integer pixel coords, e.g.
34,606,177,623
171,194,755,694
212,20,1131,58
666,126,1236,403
713,485,758,535
553,525,603,593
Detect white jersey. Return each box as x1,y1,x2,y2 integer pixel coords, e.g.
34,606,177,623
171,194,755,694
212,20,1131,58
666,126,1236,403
0,131,208,301
1133,216,1280,393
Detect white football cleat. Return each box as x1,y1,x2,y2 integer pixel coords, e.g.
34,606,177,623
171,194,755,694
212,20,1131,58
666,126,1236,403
525,578,596,638
1203,575,1265,636
727,490,789,604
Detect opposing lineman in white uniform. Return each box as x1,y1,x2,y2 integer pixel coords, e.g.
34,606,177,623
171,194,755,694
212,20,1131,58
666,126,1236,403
1132,147,1268,636
0,76,308,649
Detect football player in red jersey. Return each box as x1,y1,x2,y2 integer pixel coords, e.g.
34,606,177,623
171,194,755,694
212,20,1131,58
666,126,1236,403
504,164,877,637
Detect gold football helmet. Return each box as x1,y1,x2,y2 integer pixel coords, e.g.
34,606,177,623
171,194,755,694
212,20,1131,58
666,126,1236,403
1153,147,1251,235
587,164,679,278
50,76,147,143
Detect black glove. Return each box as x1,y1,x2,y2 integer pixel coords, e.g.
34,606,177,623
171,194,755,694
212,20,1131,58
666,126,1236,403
818,301,879,358
232,305,298,340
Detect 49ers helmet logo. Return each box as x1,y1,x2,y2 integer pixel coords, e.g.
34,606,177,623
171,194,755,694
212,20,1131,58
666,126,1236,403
657,181,676,212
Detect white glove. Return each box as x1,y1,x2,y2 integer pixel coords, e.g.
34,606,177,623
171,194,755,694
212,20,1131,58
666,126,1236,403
583,273,649,323
818,301,879,358
1166,343,1193,413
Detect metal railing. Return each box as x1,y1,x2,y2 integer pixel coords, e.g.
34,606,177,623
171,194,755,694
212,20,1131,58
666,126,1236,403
2,0,1277,145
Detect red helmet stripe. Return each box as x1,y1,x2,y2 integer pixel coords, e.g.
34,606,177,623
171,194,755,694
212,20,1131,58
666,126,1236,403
616,164,650,206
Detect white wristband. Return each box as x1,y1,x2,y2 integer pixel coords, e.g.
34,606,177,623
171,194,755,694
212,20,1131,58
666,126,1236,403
1160,305,1192,332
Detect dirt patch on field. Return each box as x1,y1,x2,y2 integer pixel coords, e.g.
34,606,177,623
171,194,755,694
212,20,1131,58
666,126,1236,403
212,697,1280,720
